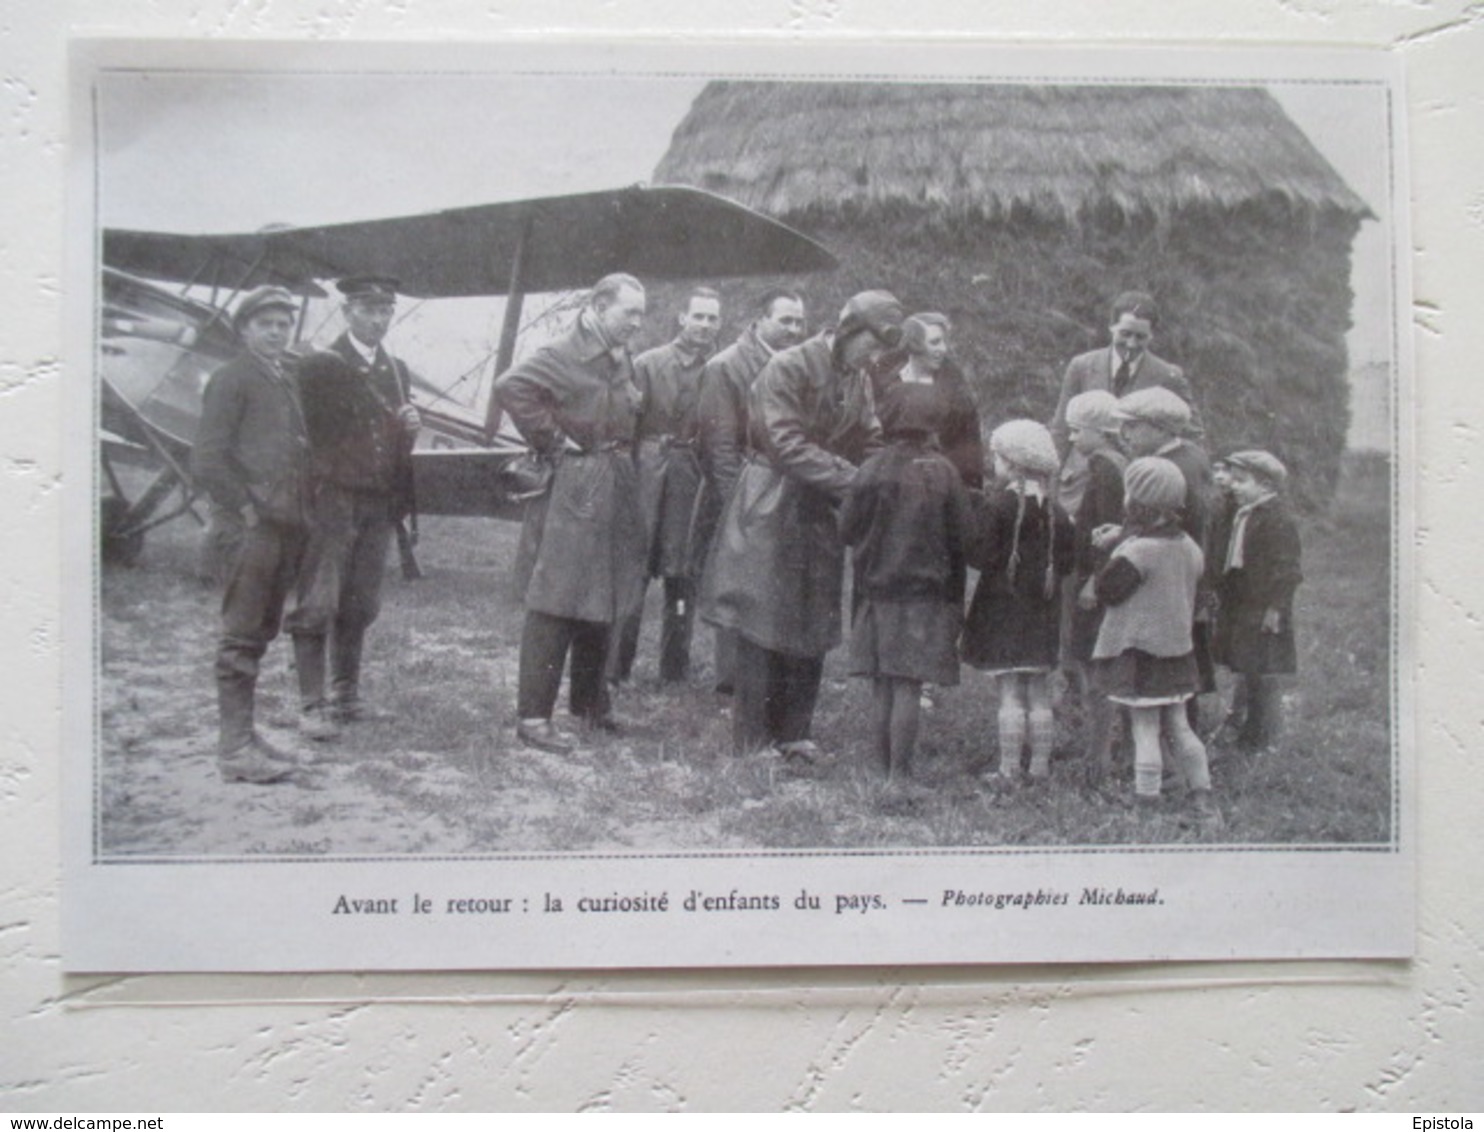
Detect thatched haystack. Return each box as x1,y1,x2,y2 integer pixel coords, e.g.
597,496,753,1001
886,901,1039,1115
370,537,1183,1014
649,82,1372,508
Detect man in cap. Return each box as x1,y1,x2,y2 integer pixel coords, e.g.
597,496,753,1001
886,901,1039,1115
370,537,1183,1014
693,287,807,694
701,290,899,760
608,285,723,686
1113,386,1213,543
1114,385,1218,722
291,276,421,739
495,273,648,753
1050,290,1201,466
193,285,313,784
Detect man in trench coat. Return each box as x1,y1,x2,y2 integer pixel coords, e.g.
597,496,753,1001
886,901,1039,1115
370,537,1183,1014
700,290,903,759
693,287,808,695
608,285,722,686
495,273,647,753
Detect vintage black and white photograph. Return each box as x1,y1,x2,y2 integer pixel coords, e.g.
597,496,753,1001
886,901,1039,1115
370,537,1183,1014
64,42,1411,971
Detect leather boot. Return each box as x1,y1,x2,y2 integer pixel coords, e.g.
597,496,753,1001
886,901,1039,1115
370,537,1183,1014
294,633,328,709
218,678,255,759
293,634,338,740
217,680,291,783
330,625,365,716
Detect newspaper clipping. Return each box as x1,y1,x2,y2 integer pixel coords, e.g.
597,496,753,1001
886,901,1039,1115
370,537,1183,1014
63,40,1412,971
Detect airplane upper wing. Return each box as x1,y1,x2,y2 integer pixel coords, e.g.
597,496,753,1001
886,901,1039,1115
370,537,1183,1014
104,185,837,297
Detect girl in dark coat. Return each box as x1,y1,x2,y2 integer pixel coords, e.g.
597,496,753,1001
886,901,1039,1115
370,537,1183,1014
962,420,1074,782
1212,450,1303,754
841,385,974,782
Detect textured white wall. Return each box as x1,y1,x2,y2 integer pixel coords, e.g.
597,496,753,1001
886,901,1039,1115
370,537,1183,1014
4,0,1482,1113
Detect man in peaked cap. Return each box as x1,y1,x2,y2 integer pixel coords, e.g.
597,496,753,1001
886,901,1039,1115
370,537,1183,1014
193,285,313,784
701,289,900,761
290,275,422,740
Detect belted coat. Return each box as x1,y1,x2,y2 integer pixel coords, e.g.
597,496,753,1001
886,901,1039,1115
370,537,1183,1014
632,338,708,578
494,314,645,625
700,333,883,658
691,324,776,576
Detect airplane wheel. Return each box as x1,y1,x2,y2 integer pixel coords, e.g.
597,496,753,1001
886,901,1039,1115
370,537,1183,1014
100,496,144,566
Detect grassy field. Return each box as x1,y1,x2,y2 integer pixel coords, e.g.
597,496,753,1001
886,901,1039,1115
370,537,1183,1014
95,453,1395,857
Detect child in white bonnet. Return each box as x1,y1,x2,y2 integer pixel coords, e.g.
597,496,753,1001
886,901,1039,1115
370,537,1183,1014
962,419,1074,784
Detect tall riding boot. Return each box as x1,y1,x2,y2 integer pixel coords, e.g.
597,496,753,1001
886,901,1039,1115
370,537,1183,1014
294,633,337,740
330,624,367,717
217,678,291,783
294,634,328,710
218,678,255,759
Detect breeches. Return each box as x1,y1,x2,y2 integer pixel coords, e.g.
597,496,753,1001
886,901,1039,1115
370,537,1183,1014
216,521,311,685
294,490,395,638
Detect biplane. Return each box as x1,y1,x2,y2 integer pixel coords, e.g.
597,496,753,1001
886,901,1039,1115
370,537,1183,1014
99,184,836,564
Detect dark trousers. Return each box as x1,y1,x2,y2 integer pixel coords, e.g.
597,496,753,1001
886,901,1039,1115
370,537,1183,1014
1237,673,1285,749
291,489,396,705
517,609,612,722
610,576,696,684
713,626,737,693
731,634,824,755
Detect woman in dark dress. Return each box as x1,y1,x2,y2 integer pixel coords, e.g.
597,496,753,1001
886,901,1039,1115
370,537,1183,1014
869,313,984,488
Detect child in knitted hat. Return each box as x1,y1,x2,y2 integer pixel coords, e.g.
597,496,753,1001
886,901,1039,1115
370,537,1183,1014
962,419,1075,783
1090,456,1220,827
1064,391,1129,783
1211,450,1303,755
841,383,973,785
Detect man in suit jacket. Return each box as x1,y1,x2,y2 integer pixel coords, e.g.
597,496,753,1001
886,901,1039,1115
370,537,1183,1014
292,275,421,739
1050,290,1202,465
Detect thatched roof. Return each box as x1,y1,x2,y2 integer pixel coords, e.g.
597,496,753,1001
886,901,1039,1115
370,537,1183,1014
654,82,1371,222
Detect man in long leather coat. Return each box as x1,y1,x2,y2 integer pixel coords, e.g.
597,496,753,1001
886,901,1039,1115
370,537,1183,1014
608,286,722,686
693,288,807,694
701,290,903,759
495,274,647,753
292,276,421,740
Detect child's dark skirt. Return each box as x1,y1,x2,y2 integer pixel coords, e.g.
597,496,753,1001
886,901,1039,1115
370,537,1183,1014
1091,648,1199,706
848,598,961,686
